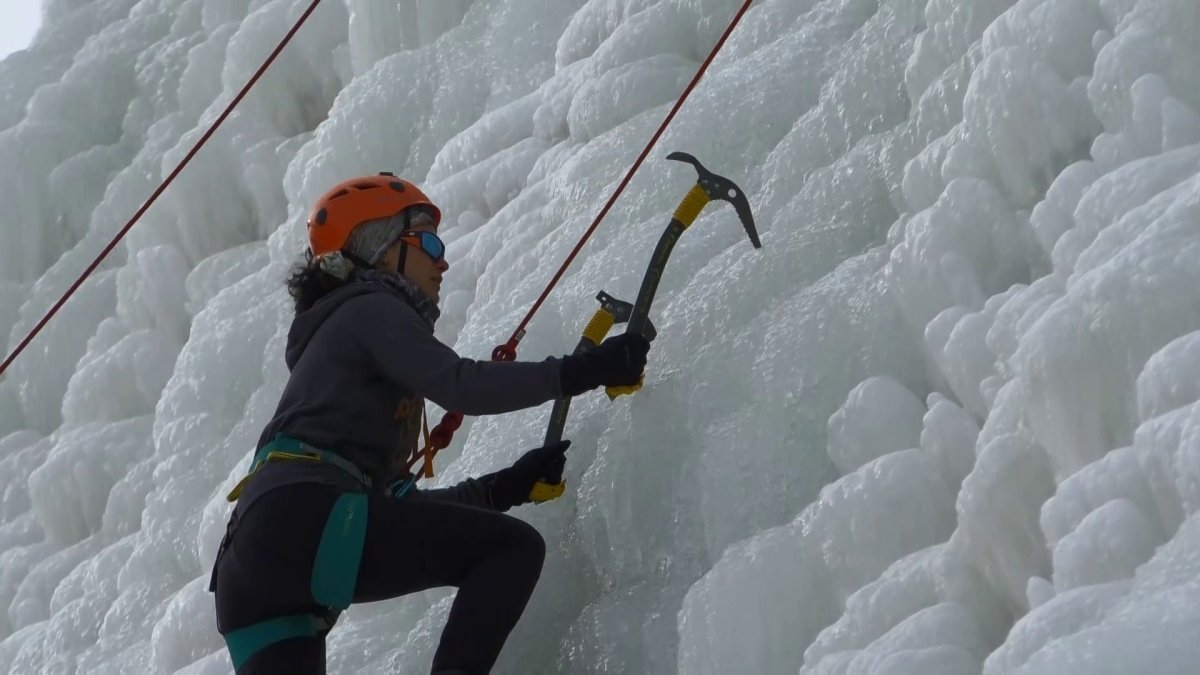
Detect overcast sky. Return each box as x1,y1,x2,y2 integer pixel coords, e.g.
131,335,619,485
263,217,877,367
0,3,43,59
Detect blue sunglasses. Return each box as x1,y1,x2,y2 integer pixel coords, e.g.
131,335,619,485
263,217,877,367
398,230,446,262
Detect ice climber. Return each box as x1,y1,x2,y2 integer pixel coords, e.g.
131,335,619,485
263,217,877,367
208,172,650,675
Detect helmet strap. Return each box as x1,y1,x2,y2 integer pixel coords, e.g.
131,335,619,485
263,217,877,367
394,208,414,276
341,250,373,269
395,241,408,276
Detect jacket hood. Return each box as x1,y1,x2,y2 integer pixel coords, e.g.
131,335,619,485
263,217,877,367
284,272,440,370
284,282,378,370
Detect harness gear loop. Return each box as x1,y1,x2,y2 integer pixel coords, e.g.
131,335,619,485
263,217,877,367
225,433,371,502
411,404,463,479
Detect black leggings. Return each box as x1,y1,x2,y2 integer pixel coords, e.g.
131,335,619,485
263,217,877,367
212,482,546,674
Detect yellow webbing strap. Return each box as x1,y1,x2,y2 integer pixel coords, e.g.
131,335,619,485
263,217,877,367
227,474,253,503
226,449,320,502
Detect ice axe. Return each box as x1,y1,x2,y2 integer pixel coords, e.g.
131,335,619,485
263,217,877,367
605,152,761,399
528,291,658,503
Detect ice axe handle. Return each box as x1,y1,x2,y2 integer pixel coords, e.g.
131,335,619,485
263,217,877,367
543,306,615,448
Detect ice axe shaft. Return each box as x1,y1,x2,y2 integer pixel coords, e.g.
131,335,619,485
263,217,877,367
606,152,760,399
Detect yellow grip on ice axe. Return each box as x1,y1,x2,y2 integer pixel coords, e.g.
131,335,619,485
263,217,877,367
605,376,645,400
673,184,711,228
529,480,567,503
581,306,616,346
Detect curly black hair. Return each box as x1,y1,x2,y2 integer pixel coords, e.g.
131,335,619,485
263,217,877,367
285,251,347,313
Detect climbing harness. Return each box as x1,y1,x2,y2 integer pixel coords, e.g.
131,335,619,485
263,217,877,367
214,418,444,669
225,434,371,501
227,413,441,503
221,608,339,672
212,434,369,671
217,488,364,671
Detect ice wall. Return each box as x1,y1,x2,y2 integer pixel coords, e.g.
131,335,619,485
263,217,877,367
0,0,1198,673
679,0,1200,674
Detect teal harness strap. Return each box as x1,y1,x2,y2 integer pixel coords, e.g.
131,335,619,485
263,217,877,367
311,492,368,608
227,434,372,502
257,434,372,487
220,436,370,671
224,614,333,671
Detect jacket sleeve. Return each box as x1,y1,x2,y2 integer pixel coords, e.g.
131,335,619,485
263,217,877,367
411,478,495,509
347,293,565,415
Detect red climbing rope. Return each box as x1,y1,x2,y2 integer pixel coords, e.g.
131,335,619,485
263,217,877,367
0,0,324,378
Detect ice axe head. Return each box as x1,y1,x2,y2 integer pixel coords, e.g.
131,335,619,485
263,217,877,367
667,152,760,248
596,290,657,342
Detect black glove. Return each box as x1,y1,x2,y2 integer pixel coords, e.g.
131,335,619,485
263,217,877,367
559,332,650,397
482,440,571,512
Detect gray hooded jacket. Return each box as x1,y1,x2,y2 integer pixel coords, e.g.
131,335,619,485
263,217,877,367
237,273,564,511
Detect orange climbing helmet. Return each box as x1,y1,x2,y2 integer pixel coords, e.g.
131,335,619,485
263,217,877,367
307,172,441,257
